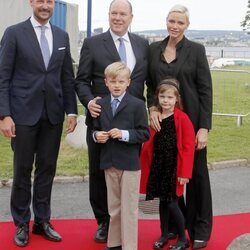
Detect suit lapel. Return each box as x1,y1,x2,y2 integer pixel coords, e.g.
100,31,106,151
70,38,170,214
23,19,45,69
102,93,129,120
48,23,62,68
102,31,143,76
173,37,191,77
102,96,113,121
103,31,120,62
128,33,141,75
115,93,129,116
47,24,58,69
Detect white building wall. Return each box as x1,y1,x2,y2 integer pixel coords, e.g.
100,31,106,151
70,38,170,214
65,2,79,63
0,0,79,62
0,0,31,39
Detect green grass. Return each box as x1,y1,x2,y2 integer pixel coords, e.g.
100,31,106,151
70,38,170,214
211,67,250,114
56,140,89,177
208,66,250,162
0,137,13,180
208,116,250,162
0,131,89,181
0,65,249,179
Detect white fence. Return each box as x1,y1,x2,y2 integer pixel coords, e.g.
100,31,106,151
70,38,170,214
73,64,250,127
211,69,250,127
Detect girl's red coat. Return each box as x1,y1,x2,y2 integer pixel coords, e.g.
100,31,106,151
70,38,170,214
140,107,195,196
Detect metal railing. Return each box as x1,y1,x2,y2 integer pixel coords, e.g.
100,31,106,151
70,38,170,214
211,69,250,127
72,63,250,127
206,49,250,59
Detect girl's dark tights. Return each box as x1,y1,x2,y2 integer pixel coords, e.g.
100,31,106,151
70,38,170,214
159,199,186,242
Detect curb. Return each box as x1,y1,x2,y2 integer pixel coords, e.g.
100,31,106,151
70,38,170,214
0,175,89,188
0,159,249,188
209,159,249,170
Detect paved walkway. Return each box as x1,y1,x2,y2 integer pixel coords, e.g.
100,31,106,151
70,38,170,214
0,165,250,222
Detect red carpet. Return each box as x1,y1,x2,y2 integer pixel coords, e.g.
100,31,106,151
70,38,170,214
1,213,250,250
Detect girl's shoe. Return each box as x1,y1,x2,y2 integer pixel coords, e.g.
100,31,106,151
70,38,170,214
168,240,189,250
153,236,168,249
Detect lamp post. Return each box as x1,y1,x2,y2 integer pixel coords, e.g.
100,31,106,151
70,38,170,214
87,0,92,37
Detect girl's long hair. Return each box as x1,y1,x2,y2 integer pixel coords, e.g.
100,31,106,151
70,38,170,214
154,78,183,112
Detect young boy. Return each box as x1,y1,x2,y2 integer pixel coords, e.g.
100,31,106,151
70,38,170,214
93,62,150,250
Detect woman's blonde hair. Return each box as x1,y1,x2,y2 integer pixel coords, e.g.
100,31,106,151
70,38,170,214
167,4,190,23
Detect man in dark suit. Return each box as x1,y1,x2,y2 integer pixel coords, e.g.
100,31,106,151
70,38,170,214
75,0,149,243
0,0,77,247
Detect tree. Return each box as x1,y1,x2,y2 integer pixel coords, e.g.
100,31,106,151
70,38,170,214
241,0,250,32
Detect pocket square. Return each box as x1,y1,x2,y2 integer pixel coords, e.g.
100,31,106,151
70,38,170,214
58,47,66,50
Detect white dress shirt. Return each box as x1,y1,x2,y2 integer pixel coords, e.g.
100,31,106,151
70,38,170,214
110,92,129,142
30,15,53,56
30,16,76,117
109,29,136,73
93,92,130,143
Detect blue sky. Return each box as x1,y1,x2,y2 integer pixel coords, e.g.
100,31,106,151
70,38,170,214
65,0,248,31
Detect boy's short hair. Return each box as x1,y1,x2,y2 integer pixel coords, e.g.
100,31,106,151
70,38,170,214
104,62,131,78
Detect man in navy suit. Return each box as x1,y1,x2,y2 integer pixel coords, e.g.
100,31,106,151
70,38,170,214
0,0,77,247
75,0,149,243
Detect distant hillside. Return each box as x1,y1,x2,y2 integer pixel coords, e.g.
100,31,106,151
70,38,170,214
136,29,246,37
135,30,249,47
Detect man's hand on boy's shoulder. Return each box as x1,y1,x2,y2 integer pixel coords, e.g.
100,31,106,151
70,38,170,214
88,96,102,118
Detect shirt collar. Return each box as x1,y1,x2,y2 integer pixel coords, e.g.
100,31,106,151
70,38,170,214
176,36,185,50
111,91,126,103
109,29,129,43
30,15,51,29
160,35,185,51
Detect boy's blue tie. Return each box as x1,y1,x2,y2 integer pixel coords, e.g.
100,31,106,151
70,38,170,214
111,98,119,116
118,38,127,64
40,26,50,69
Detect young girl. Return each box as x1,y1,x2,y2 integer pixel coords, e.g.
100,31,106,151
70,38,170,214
140,78,195,250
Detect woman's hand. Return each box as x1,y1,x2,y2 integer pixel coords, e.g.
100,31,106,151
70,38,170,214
178,177,189,185
195,128,208,150
149,106,162,132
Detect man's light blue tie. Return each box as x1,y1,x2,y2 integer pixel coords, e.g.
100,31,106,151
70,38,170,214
118,37,127,64
40,26,50,69
111,98,119,116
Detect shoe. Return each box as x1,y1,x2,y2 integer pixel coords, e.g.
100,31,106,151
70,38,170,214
32,222,62,242
193,240,207,249
14,223,29,247
169,240,189,250
168,232,177,239
153,236,168,249
94,222,108,243
103,246,122,250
